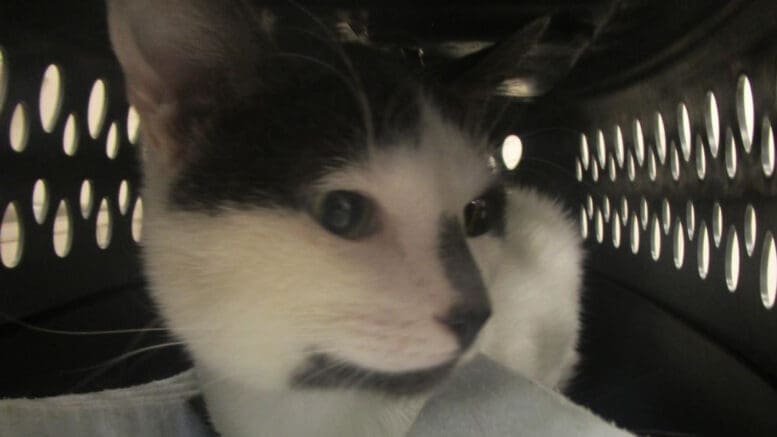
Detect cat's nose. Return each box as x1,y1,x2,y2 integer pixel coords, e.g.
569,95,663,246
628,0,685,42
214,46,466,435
441,304,492,350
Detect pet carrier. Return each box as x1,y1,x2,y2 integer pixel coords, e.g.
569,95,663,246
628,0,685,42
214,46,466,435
0,1,775,435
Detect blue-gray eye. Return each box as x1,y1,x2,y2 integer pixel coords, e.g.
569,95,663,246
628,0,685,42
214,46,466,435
464,186,506,237
317,191,376,239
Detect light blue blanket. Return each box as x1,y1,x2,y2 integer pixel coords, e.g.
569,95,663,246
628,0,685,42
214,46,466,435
0,357,631,436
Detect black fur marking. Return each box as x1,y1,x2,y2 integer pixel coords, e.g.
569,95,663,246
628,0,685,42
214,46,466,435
437,217,492,348
169,44,425,211
291,353,455,396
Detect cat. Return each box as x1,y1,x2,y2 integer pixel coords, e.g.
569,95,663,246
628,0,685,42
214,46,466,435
107,1,582,436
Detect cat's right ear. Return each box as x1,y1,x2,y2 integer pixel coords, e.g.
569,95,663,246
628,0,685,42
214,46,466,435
107,0,271,165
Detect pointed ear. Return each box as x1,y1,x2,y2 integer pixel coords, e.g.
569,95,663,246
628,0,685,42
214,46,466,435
433,17,553,98
107,0,269,161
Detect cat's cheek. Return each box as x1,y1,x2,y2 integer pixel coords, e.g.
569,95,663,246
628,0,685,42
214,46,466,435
329,320,460,373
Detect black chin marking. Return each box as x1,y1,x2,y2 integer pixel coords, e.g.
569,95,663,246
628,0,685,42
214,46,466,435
291,353,455,396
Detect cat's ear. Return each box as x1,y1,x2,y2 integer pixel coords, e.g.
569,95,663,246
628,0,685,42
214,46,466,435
435,16,588,98
107,0,270,162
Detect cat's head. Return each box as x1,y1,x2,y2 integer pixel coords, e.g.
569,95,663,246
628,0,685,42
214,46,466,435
108,0,526,395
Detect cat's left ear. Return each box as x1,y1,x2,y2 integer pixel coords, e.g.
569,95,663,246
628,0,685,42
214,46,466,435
107,0,271,165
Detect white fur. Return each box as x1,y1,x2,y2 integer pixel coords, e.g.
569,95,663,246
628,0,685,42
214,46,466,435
138,101,581,436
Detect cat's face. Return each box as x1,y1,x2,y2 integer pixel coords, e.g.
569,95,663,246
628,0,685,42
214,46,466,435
109,0,508,395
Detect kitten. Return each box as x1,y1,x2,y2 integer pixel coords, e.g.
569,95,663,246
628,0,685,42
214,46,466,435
107,1,582,436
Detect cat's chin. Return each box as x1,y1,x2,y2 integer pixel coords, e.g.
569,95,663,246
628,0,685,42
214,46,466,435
290,353,457,396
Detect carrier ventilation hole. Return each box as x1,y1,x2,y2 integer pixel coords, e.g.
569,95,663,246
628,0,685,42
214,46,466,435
608,156,617,181
106,122,119,159
725,128,737,179
132,198,144,243
118,180,130,215
594,209,604,243
633,119,645,166
32,179,49,224
62,113,78,156
595,129,606,169
0,47,7,112
673,218,685,269
38,64,63,133
640,197,649,230
678,103,692,161
650,215,661,261
612,213,622,248
627,151,636,181
1,202,23,268
695,135,706,180
654,112,667,163
712,202,723,247
698,222,710,279
630,213,640,254
620,196,629,221
602,196,611,223
10,103,29,152
586,194,594,218
745,204,757,257
575,159,583,181
501,134,522,170
736,75,754,153
53,200,73,258
686,201,696,240
579,134,590,170
87,79,107,139
591,159,599,181
761,117,774,177
725,226,740,292
670,142,680,181
127,106,140,145
761,232,776,309
705,91,720,157
96,198,113,249
661,199,671,235
579,206,588,239
614,125,625,167
80,180,94,219
647,148,657,181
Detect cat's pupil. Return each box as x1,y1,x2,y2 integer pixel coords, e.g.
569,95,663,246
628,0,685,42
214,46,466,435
465,199,491,237
318,191,374,239
464,187,506,237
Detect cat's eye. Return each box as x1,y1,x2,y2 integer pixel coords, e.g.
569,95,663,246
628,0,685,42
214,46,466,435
464,187,506,238
315,191,376,240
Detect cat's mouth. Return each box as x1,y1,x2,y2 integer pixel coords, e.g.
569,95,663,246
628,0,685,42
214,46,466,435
291,353,457,396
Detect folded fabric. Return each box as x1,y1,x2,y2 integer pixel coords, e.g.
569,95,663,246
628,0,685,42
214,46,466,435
0,356,631,436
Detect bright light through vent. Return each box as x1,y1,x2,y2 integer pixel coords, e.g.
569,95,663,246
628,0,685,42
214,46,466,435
698,223,710,279
38,64,63,133
736,75,755,152
1,203,23,268
10,103,29,152
88,79,107,139
127,106,141,144
654,112,667,163
725,227,740,292
633,119,645,166
580,134,590,170
705,91,720,156
501,135,523,170
678,103,692,161
761,232,776,309
762,117,775,177
63,113,78,156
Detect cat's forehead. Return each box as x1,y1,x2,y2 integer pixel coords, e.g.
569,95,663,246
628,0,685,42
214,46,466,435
319,105,494,210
